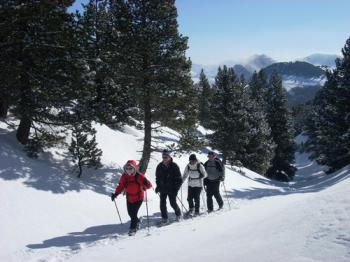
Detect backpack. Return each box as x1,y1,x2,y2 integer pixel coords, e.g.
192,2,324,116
187,163,204,179
204,158,223,172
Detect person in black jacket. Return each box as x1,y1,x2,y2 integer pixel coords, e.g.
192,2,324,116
155,149,183,223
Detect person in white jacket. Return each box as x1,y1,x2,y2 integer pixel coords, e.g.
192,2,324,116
182,153,207,216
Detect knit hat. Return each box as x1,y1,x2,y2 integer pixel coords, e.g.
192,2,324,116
162,149,172,157
189,154,197,161
124,160,137,175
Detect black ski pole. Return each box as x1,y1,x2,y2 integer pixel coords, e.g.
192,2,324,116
145,190,150,233
113,199,123,224
180,185,184,213
176,195,189,213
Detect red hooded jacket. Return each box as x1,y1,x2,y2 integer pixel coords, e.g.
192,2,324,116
114,160,152,203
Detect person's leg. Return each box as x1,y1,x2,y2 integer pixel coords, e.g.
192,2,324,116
160,192,168,219
213,181,224,208
206,181,215,211
127,201,142,229
187,186,194,212
169,193,181,216
194,187,202,214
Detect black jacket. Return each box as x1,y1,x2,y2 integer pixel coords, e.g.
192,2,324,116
156,159,182,194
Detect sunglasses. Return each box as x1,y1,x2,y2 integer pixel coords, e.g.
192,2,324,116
125,167,134,170
162,156,170,159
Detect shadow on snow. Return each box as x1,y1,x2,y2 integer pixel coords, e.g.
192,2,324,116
0,129,122,195
26,212,165,250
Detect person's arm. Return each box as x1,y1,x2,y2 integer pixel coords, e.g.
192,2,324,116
182,164,189,182
141,174,152,189
155,164,161,188
173,163,183,192
155,164,161,193
217,160,225,181
115,174,126,194
199,164,208,179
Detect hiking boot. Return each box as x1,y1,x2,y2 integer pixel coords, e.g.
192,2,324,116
207,209,213,213
194,211,200,217
128,228,137,236
175,214,182,222
161,218,169,225
186,208,194,216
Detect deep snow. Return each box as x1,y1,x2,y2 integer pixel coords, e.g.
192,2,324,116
0,121,349,262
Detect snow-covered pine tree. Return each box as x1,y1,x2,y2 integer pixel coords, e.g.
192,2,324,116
123,0,196,173
0,2,16,119
265,72,296,181
208,66,249,164
244,89,275,175
76,0,130,126
0,1,79,151
198,69,214,128
249,70,269,108
305,36,350,172
69,116,102,178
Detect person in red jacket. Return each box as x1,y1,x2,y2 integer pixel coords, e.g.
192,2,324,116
111,160,152,234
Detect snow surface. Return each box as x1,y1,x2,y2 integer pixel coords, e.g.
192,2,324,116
282,75,326,91
1,123,349,262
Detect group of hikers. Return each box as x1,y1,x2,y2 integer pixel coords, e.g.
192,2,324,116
110,149,225,235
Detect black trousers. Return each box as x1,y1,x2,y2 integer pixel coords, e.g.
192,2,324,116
187,186,202,213
206,180,223,211
160,192,181,219
127,200,143,229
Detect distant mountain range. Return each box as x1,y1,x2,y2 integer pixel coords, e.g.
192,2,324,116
192,53,339,82
192,53,340,106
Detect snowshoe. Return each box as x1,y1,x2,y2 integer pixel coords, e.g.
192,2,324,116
175,215,182,222
128,228,137,236
156,218,169,227
184,209,194,218
136,217,143,230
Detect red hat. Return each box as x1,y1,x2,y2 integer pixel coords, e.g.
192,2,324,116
124,160,137,175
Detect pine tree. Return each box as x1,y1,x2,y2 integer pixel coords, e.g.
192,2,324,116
265,72,296,181
249,70,269,108
198,69,213,128
208,66,249,164
244,90,275,175
124,0,196,173
208,66,274,174
69,116,102,178
305,37,350,171
0,1,78,149
76,0,130,126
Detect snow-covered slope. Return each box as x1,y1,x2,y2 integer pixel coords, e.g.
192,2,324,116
300,53,340,68
1,123,349,262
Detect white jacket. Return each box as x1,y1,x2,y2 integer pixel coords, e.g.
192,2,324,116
182,162,207,188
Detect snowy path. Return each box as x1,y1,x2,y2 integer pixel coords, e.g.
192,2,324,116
1,124,350,262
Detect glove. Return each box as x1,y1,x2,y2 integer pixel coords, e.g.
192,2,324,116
219,176,224,182
111,193,118,201
203,178,208,186
199,172,204,179
155,187,160,194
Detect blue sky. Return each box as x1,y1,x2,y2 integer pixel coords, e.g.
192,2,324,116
71,0,350,65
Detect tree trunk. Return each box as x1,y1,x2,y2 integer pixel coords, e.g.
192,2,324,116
77,164,83,178
0,96,9,118
139,98,152,173
16,115,31,145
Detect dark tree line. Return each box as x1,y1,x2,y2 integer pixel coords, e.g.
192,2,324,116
197,67,296,181
305,36,350,173
0,0,196,176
